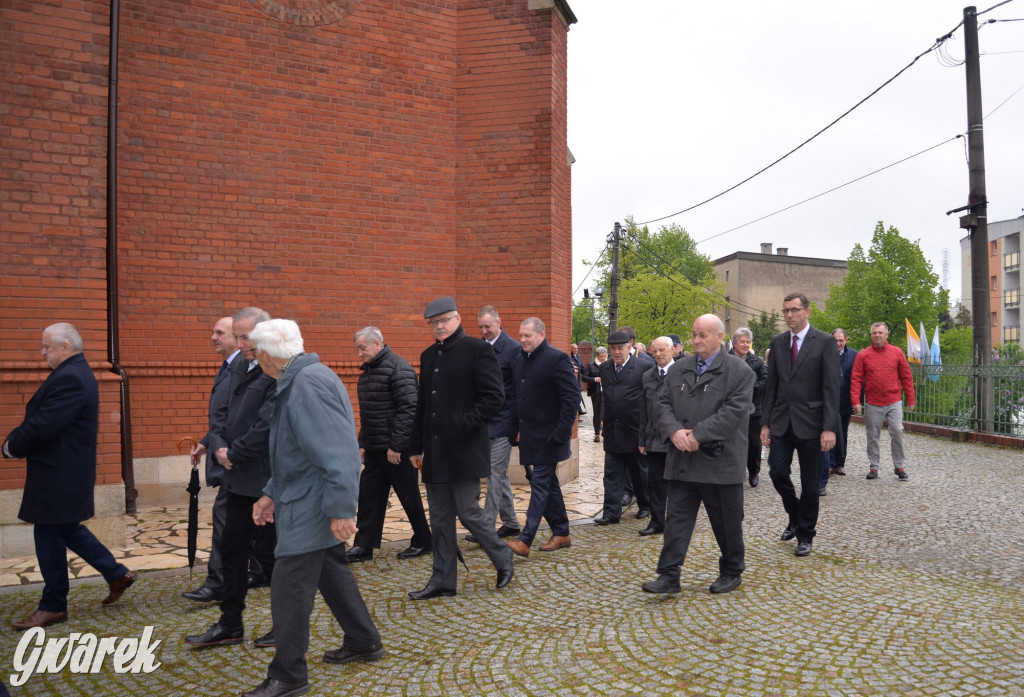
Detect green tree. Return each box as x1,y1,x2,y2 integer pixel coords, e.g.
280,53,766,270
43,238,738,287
616,270,720,342
747,311,782,357
572,302,607,345
811,222,949,350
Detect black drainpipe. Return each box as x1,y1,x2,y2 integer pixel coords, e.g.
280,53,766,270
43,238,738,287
106,0,137,514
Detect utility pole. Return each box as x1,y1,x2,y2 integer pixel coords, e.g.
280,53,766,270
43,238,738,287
607,222,623,333
961,5,993,431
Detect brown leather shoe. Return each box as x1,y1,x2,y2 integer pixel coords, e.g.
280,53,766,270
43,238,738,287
102,570,136,605
539,535,571,552
13,609,68,630
506,539,530,557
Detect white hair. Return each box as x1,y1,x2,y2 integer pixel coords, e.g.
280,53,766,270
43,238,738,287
44,323,84,352
250,319,304,359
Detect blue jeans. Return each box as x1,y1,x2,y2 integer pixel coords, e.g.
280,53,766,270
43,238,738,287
35,522,128,612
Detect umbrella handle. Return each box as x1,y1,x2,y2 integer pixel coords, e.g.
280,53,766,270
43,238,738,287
177,436,199,468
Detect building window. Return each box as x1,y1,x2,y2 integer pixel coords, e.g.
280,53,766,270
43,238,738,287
1004,251,1020,271
992,312,998,326
1004,326,1020,342
992,241,999,255
1005,289,1020,308
992,276,998,291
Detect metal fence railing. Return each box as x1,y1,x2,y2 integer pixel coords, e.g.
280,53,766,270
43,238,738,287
907,353,1024,436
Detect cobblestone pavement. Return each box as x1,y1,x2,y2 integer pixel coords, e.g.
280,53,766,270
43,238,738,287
1,418,1023,696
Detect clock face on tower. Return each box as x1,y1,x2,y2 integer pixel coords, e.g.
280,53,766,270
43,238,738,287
248,0,362,26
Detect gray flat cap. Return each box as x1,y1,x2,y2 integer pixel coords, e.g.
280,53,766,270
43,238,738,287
668,334,682,345
607,330,630,345
424,296,457,318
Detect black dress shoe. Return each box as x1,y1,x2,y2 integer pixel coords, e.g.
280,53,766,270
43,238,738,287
182,585,222,603
323,641,386,664
709,575,742,594
592,515,619,526
408,585,457,600
346,546,373,562
781,524,797,541
638,525,663,537
464,534,479,544
795,541,813,557
749,473,760,487
253,629,275,648
620,493,635,508
241,677,310,697
641,577,681,594
184,622,244,647
818,485,827,496
635,508,651,520
397,545,430,559
246,572,270,589
496,567,514,589
496,525,522,538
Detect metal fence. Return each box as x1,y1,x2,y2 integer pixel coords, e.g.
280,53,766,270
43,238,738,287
907,354,1024,436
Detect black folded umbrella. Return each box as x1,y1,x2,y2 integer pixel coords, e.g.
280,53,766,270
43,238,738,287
178,437,201,579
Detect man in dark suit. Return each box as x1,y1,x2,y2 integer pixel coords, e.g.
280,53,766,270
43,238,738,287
760,293,840,557
822,328,858,479
593,330,650,525
4,323,136,630
474,305,523,540
568,343,586,415
505,318,579,557
186,307,278,649
184,316,240,603
407,296,514,599
617,325,653,512
637,336,675,537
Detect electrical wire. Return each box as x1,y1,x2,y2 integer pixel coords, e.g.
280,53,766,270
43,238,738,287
633,19,967,228
976,0,1017,18
985,80,1024,119
572,241,609,297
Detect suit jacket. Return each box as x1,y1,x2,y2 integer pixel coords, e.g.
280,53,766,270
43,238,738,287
581,360,603,397
761,326,841,439
264,353,360,557
838,347,858,416
5,353,99,524
200,353,237,488
209,357,276,498
487,330,521,439
657,351,755,484
638,363,669,453
598,356,646,454
409,325,504,483
510,340,579,464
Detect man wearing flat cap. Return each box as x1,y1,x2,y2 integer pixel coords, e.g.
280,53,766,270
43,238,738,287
407,296,515,599
592,329,650,525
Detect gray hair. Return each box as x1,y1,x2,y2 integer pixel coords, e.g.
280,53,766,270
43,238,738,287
870,322,889,332
233,306,271,326
595,346,608,356
650,336,673,351
250,319,304,359
732,326,753,343
353,326,384,345
44,323,84,353
521,317,545,333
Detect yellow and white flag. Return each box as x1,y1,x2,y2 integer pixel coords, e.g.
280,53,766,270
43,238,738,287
905,318,922,364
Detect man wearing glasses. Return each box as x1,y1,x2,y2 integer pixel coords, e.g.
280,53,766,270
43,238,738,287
760,292,840,558
407,297,515,599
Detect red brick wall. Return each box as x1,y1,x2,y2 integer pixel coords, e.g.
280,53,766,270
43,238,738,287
1,0,572,489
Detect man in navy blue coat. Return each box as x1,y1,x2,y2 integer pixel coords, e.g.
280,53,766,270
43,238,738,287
4,323,135,630
505,318,579,557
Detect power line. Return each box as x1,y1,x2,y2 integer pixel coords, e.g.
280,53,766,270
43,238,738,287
695,136,963,246
572,240,609,297
976,0,1017,18
633,23,965,228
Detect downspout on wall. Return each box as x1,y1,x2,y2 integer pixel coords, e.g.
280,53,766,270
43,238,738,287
106,0,137,514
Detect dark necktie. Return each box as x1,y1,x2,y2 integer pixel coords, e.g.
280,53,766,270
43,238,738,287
659,368,666,380
791,334,799,368
217,360,229,377
614,364,623,376
696,359,707,376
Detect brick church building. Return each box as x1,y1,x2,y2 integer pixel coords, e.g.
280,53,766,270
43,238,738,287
0,0,577,555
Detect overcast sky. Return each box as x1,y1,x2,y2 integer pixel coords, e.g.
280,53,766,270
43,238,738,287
567,0,1024,314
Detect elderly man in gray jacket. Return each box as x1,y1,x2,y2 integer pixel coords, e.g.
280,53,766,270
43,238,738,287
641,314,754,596
246,319,383,697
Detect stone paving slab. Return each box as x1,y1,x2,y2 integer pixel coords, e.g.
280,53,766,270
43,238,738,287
1,423,1023,695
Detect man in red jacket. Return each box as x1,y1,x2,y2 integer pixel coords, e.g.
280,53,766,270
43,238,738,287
850,322,915,481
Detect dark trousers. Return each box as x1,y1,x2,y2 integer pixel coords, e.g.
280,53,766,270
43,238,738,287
267,544,381,684
768,426,822,543
746,418,762,480
203,486,228,591
589,394,602,435
821,412,852,485
602,451,649,520
353,449,431,549
656,480,745,583
424,480,513,590
34,522,129,612
519,462,570,546
219,491,276,628
644,451,668,531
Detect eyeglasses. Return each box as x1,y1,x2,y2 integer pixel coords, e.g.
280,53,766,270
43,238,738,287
781,307,807,315
428,314,458,328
